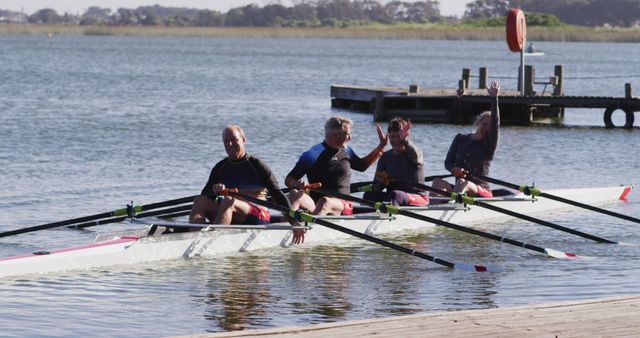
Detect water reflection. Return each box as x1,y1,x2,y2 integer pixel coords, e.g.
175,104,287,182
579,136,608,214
203,255,273,331
287,245,355,322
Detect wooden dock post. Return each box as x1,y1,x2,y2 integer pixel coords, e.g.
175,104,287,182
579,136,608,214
373,91,385,122
458,79,466,95
553,65,564,96
625,83,633,98
524,65,535,96
462,68,470,90
479,67,488,89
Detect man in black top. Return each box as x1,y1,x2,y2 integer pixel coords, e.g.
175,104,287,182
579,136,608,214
190,125,303,243
285,116,387,215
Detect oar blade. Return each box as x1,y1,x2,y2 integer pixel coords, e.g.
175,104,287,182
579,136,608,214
544,248,592,260
453,263,504,273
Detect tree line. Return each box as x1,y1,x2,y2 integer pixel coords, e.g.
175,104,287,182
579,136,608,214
1,0,639,28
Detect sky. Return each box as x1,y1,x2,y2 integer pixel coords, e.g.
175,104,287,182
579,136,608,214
0,0,471,17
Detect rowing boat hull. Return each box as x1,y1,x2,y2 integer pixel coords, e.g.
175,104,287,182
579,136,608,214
0,185,631,278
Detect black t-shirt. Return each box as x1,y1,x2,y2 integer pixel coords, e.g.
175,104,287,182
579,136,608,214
201,154,291,209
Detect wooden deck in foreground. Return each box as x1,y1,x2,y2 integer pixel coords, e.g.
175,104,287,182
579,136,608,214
186,295,640,338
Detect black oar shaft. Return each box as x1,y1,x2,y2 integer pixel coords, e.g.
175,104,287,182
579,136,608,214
312,214,455,268
71,204,194,229
411,180,618,244
318,189,548,255
472,173,640,224
474,200,616,244
540,192,640,224
0,195,198,238
230,192,458,270
0,211,116,238
396,209,546,254
137,195,198,211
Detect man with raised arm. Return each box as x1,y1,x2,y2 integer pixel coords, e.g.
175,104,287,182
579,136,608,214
285,116,387,215
190,124,304,243
363,117,428,206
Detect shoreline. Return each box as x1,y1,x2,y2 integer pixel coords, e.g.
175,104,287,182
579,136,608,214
180,295,640,337
2,24,640,42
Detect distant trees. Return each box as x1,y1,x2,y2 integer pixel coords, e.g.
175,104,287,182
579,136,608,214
516,0,640,27
464,0,509,19
80,7,110,25
195,10,224,26
6,0,640,28
28,9,60,24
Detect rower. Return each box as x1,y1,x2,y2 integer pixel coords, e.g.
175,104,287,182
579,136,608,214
432,80,501,199
363,117,429,206
285,115,387,216
526,42,537,53
188,124,304,244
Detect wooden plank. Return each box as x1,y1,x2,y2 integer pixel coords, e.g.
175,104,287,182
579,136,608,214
192,295,640,338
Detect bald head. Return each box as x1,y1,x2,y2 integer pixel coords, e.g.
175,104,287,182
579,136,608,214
222,125,246,160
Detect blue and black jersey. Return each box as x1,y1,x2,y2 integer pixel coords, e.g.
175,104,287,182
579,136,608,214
287,141,367,201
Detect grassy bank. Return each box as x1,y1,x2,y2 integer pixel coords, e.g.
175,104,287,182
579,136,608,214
2,23,640,42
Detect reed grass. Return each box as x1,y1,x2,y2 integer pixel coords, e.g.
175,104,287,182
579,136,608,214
2,23,640,42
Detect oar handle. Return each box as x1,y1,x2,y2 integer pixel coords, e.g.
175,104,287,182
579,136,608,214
220,188,239,196
304,182,322,190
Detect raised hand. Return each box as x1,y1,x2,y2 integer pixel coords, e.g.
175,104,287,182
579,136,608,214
399,121,411,142
488,80,500,97
376,123,388,148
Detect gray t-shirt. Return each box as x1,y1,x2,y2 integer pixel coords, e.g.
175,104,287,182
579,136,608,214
373,140,425,193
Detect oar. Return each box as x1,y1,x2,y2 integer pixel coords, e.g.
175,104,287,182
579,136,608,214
351,174,452,193
0,195,198,238
407,180,619,244
469,173,640,225
230,191,502,272
71,204,194,229
315,188,585,259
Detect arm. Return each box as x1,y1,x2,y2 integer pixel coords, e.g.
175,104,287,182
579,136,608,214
371,153,388,192
256,158,304,244
444,134,460,173
285,175,305,190
252,158,293,210
200,160,224,199
360,123,388,169
486,81,500,159
285,154,309,189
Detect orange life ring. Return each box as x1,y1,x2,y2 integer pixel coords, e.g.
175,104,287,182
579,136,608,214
506,8,526,52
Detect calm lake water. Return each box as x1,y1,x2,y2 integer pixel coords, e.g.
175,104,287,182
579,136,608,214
0,35,639,337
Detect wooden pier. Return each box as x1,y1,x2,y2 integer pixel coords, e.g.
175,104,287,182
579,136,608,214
331,66,640,128
191,295,640,337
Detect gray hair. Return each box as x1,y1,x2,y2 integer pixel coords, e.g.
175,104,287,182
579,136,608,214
324,116,352,138
223,124,246,141
474,111,491,125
